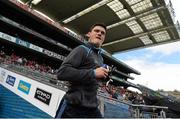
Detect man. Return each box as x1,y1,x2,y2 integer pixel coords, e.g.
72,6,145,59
55,23,109,118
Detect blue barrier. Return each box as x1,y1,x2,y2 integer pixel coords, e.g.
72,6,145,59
104,101,132,118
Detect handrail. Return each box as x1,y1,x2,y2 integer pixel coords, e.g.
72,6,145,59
0,63,67,91
98,93,168,110
132,104,168,109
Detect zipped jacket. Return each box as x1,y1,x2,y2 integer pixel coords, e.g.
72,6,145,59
57,42,104,108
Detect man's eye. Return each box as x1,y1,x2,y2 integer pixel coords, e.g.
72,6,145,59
94,30,99,32
101,31,105,35
94,30,105,35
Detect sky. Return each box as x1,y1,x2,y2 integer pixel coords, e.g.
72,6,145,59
113,0,180,91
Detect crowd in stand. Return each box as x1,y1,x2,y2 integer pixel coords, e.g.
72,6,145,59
0,46,56,74
99,82,146,105
1,45,146,105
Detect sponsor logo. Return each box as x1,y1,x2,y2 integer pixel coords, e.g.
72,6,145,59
6,75,16,86
16,38,30,48
34,88,52,105
18,80,31,94
0,32,16,43
43,49,65,61
29,44,43,52
0,70,6,82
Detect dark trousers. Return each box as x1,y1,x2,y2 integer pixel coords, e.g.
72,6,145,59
55,99,102,118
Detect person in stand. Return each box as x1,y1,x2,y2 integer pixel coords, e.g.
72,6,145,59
55,23,109,118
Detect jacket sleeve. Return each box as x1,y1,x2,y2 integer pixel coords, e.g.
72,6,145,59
56,45,95,82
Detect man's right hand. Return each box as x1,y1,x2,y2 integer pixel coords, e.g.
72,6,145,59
95,67,109,79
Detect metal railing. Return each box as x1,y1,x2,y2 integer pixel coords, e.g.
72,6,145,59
98,93,168,118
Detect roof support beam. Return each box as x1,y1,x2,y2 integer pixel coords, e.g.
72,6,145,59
103,25,174,46
113,68,135,80
107,6,166,29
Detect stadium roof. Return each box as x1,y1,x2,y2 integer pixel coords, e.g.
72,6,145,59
20,0,180,54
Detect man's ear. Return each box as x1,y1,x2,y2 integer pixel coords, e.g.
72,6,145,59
86,32,90,38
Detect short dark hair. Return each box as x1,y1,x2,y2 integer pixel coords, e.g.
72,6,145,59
89,23,106,32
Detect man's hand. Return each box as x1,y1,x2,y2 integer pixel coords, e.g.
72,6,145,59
95,67,109,79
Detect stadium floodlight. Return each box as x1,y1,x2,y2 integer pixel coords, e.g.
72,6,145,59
131,0,153,13
152,31,170,42
140,13,163,30
63,0,111,23
107,0,123,12
126,0,142,6
31,0,42,5
126,20,143,34
116,9,130,19
139,35,153,45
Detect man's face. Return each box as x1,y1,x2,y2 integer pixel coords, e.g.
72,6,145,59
87,26,106,48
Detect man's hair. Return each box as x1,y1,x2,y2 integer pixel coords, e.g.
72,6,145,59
89,23,106,32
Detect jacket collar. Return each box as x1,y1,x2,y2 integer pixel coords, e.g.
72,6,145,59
86,42,102,53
